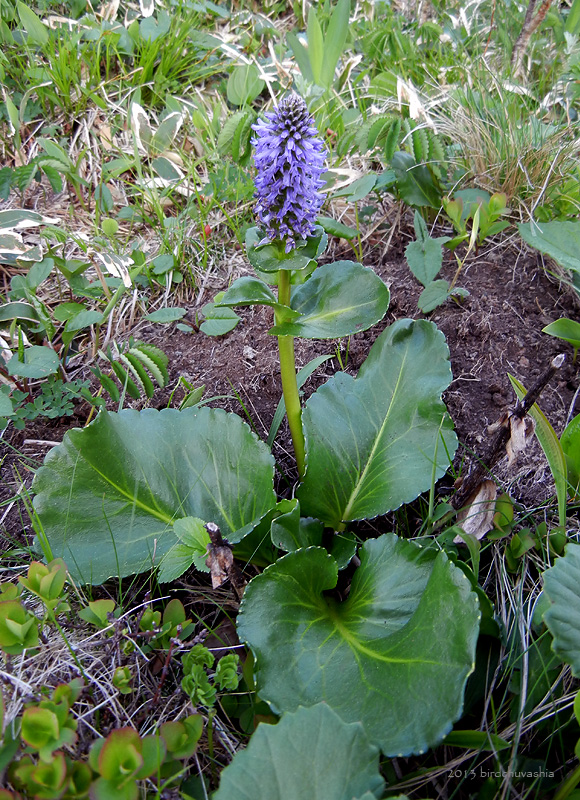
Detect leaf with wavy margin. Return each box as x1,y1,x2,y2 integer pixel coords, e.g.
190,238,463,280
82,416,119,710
238,534,480,756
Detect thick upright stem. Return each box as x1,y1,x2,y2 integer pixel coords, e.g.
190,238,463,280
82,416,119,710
276,269,305,478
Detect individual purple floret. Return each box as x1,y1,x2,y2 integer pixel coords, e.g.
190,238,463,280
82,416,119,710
252,94,326,252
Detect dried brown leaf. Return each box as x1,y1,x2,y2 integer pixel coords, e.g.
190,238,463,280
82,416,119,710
454,479,497,543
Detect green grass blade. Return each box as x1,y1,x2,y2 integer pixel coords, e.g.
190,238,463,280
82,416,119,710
287,32,314,84
307,8,324,86
320,0,350,89
508,374,567,527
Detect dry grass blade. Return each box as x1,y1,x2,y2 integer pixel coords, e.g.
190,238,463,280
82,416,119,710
432,73,580,216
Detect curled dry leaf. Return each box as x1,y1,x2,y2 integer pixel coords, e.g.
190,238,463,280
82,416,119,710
100,0,120,21
454,480,497,543
205,522,246,600
506,413,535,466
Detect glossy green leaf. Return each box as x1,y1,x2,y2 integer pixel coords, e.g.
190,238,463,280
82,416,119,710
287,32,314,84
151,111,185,154
298,319,456,529
17,2,49,46
418,279,450,313
157,517,210,582
238,535,480,756
317,216,358,240
442,730,510,751
269,261,389,339
144,307,186,323
307,8,324,85
214,703,384,800
518,221,580,274
542,318,580,350
200,302,240,336
391,151,441,209
32,408,276,584
64,310,103,333
245,226,327,273
0,393,14,417
566,0,580,33
561,413,580,491
331,174,377,203
270,498,356,569
216,277,300,321
151,156,181,181
227,64,265,106
7,346,60,378
0,209,50,230
27,258,54,288
543,544,580,676
0,302,40,324
406,211,450,286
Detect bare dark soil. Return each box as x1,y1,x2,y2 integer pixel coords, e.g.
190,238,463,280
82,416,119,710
2,222,579,548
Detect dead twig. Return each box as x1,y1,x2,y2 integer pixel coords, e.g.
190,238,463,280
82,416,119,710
452,353,565,511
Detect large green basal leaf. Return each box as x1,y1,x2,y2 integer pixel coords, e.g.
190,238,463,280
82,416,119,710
518,221,580,274
214,703,384,800
32,408,276,584
238,535,480,756
297,319,457,529
543,543,580,677
269,261,390,339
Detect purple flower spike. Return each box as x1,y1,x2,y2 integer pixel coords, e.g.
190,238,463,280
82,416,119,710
252,94,326,252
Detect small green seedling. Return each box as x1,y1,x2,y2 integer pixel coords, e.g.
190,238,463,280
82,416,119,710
88,728,166,800
159,715,204,760
18,559,67,613
443,190,510,250
112,666,133,695
78,598,117,629
9,752,68,799
0,599,39,655
159,598,195,646
20,702,77,763
139,599,193,651
405,211,469,313
505,520,567,571
181,644,240,708
0,582,20,601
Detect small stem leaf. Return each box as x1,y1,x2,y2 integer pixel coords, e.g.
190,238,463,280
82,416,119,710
269,261,390,339
216,276,300,321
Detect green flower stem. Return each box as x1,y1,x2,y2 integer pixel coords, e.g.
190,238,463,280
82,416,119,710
276,269,305,478
553,763,580,800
